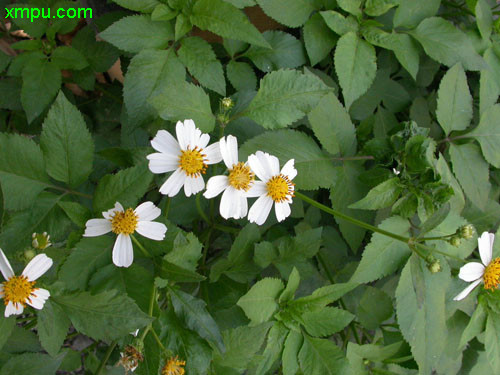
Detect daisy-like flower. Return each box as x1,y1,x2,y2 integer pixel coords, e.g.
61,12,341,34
203,135,255,219
454,232,497,301
161,356,186,375
83,201,167,268
146,120,222,197
0,249,52,317
246,151,296,225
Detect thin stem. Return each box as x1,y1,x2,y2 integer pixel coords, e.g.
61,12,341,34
164,197,171,220
95,340,117,375
130,234,153,258
416,242,466,263
196,192,211,224
417,234,454,241
139,285,156,342
438,134,471,145
213,223,240,234
151,327,166,352
48,184,92,199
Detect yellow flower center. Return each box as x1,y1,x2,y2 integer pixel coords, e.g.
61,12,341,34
266,174,295,203
161,356,186,375
2,275,36,307
484,258,500,291
228,162,254,191
111,208,138,235
178,147,207,177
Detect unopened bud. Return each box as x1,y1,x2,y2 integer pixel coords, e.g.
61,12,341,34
459,225,474,240
221,97,234,110
449,236,461,247
427,259,441,273
32,232,51,250
24,248,36,262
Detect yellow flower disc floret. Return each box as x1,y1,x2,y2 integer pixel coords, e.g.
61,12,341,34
484,258,500,291
161,356,186,375
229,162,254,191
111,208,138,235
2,275,36,307
179,147,207,177
266,174,295,203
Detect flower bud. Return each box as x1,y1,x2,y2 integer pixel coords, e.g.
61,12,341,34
459,225,474,240
221,97,234,110
23,248,36,262
32,232,51,250
427,259,441,273
449,236,461,247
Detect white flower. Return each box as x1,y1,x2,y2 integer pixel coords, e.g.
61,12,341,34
246,151,296,225
203,135,255,219
83,201,167,268
146,120,222,197
454,232,497,301
393,168,400,176
0,250,52,317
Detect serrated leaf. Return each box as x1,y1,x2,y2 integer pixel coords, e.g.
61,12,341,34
349,178,403,210
290,282,358,313
72,26,119,73
279,267,300,303
226,60,257,91
468,104,500,168
364,0,398,16
165,232,202,272
37,300,70,357
299,335,347,375
357,287,393,329
50,46,88,70
303,13,337,66
282,330,303,375
393,0,441,28
254,322,289,375
58,201,91,228
255,0,314,27
320,11,358,36
301,307,354,337
158,260,206,283
237,278,284,325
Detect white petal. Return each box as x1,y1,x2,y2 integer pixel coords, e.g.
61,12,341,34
135,202,161,222
0,249,14,280
479,231,494,266
22,254,53,281
112,234,134,268
280,159,297,180
220,135,238,169
267,153,281,176
27,288,50,310
184,175,205,197
220,187,240,219
453,279,482,301
83,219,112,237
237,193,248,219
102,202,124,220
204,175,229,199
159,168,186,197
275,201,291,222
150,129,180,155
205,142,223,164
198,133,210,149
458,262,485,282
246,180,267,198
248,195,274,225
5,301,22,317
136,221,167,241
219,137,231,169
176,120,189,150
248,152,271,181
146,152,179,174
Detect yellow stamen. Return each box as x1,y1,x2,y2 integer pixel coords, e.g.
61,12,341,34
111,208,138,235
179,146,207,177
161,356,186,375
2,275,36,307
228,162,254,191
484,258,500,291
266,174,295,203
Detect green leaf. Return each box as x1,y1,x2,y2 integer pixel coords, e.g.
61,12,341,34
21,59,61,123
357,287,393,329
237,278,284,325
53,290,152,341
350,216,411,284
72,26,119,73
0,317,15,351
40,92,94,188
191,0,270,48
37,300,71,357
226,61,257,91
418,202,451,236
435,64,473,135
7,5,49,38
0,78,22,111
239,130,337,190
334,32,377,109
0,353,63,375
164,232,202,272
298,335,347,375
479,48,500,116
240,69,331,129
246,31,306,73
468,104,500,168
50,46,88,70
93,163,154,213
301,307,354,337
168,286,225,352
0,51,11,73
449,143,491,210
282,330,303,375
0,133,49,210
303,13,338,66
158,262,206,283
152,4,178,20
459,301,486,349
255,0,315,27
150,80,215,133
337,0,362,16
364,0,398,16
176,13,194,41
349,178,402,210
393,0,440,28
124,48,185,125
279,267,300,303
476,0,492,41
290,282,358,313
100,15,174,53
112,0,161,12
320,11,358,36
254,322,288,375
58,201,91,228
485,313,500,373
308,92,356,156
410,17,486,71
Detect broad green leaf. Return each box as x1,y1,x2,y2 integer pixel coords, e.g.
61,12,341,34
468,104,500,168
393,0,440,28
357,287,393,329
53,290,152,341
6,4,49,38
178,37,226,95
238,69,331,129
334,32,377,109
436,64,473,135
255,0,315,27
0,353,63,375
435,153,465,213
150,80,215,133
124,48,185,125
346,342,404,374
396,255,450,375
237,278,284,325
349,178,403,210
290,282,358,313
459,302,486,349
50,46,88,70
93,163,154,213
239,130,337,190
246,31,306,73
0,133,49,210
112,0,161,12
410,17,486,71
158,261,206,283
301,307,354,337
58,201,91,228
37,300,71,357
418,202,451,236
0,317,15,351
303,13,337,66
165,232,202,272
299,335,347,375
152,4,177,20
3,325,42,353
320,11,358,36
449,143,491,210
0,78,22,111
100,15,174,53
226,60,257,91
191,0,270,48
21,59,61,123
308,92,356,156
364,0,397,16
72,26,120,73
476,0,492,40
337,0,362,16
480,48,500,116
279,267,300,303
350,216,411,283
282,330,303,375
485,313,500,373
40,92,94,188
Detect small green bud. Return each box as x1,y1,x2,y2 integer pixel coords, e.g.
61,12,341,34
449,236,461,247
427,259,441,273
221,97,234,110
32,232,51,250
459,224,474,240
23,248,36,262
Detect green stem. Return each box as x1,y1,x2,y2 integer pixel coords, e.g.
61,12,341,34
48,184,92,199
139,285,156,342
213,223,240,234
130,234,153,258
196,193,211,224
417,234,454,241
416,242,466,263
151,327,166,352
164,197,171,220
95,340,117,375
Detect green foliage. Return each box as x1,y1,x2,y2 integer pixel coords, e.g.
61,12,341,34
237,278,284,325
